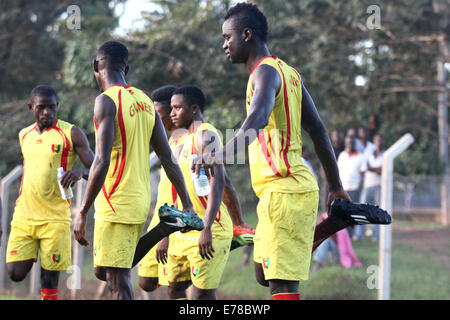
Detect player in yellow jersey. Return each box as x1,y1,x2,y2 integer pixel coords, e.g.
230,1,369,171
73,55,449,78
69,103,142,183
138,86,254,298
73,41,197,300
138,85,187,293
6,85,94,300
166,85,252,300
192,3,390,300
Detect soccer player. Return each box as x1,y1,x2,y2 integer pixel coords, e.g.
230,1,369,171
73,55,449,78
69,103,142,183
6,85,94,300
138,85,187,293
73,41,197,300
138,86,254,296
192,2,390,300
165,85,235,300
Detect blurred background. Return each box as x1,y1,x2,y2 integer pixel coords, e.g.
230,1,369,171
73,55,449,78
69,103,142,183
0,0,448,300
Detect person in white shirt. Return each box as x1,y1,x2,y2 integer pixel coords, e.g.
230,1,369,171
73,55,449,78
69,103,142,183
353,134,385,242
337,136,365,237
357,126,376,162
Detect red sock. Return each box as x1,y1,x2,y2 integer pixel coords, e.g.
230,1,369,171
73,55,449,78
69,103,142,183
41,288,58,300
272,293,300,300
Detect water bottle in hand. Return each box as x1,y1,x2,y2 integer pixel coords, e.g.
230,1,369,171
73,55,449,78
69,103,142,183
57,167,73,200
190,154,210,197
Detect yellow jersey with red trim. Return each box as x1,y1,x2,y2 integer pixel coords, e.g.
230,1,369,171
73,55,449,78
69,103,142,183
94,84,156,224
154,132,189,211
176,122,232,239
246,56,319,197
13,119,75,225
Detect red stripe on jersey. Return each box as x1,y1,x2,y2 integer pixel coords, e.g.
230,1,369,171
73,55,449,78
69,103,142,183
171,185,177,203
258,130,282,177
21,124,37,145
15,160,25,207
107,89,127,199
276,60,292,178
53,124,71,171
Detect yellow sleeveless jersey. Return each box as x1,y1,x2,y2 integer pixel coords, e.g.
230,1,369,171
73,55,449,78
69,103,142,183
154,133,189,212
246,56,319,198
177,122,232,239
94,84,155,224
14,119,75,224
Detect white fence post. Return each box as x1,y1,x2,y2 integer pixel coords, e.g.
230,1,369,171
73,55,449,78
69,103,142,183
0,165,23,290
378,133,414,300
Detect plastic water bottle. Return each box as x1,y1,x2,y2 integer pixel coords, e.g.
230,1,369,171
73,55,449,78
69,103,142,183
190,154,210,197
57,167,73,200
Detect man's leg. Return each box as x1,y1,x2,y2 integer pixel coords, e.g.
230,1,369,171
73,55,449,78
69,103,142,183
6,260,34,282
254,262,269,287
191,286,217,300
312,194,391,251
94,266,107,281
6,222,38,282
139,276,159,292
40,268,60,300
168,280,191,300
105,267,134,300
269,280,300,300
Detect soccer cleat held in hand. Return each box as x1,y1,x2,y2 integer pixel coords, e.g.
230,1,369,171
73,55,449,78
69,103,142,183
158,203,204,231
330,198,392,226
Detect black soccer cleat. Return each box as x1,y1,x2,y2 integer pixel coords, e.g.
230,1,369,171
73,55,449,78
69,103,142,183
330,198,392,226
158,203,204,231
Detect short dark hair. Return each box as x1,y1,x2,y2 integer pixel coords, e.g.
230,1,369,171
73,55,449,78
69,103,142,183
30,85,57,103
151,85,178,112
97,41,129,71
173,85,206,113
151,85,178,103
224,2,268,42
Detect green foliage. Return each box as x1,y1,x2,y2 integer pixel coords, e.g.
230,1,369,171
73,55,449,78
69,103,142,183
0,0,448,182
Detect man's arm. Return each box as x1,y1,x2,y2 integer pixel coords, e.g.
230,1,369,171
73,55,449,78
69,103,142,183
150,112,193,213
195,129,226,259
74,94,116,246
59,127,95,189
192,65,280,176
222,173,252,229
300,82,351,211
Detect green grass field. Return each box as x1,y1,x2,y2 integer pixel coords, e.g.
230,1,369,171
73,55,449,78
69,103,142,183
219,214,450,300
1,214,448,300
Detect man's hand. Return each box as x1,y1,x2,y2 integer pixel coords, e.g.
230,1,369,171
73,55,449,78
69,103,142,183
190,152,217,179
60,169,84,189
198,226,214,260
156,237,169,264
73,213,89,246
327,189,352,214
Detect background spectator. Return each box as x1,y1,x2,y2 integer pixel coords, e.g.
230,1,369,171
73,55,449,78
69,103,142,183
353,134,385,242
337,135,365,236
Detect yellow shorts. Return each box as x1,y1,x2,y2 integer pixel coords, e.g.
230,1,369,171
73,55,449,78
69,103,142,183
93,220,144,269
166,234,231,290
6,221,71,271
253,191,318,281
138,213,169,286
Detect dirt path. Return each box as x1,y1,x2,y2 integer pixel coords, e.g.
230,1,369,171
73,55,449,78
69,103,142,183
392,224,450,269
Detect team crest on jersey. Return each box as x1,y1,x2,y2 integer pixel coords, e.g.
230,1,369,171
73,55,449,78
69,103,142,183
52,254,61,263
262,257,269,269
191,266,199,277
51,144,61,153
